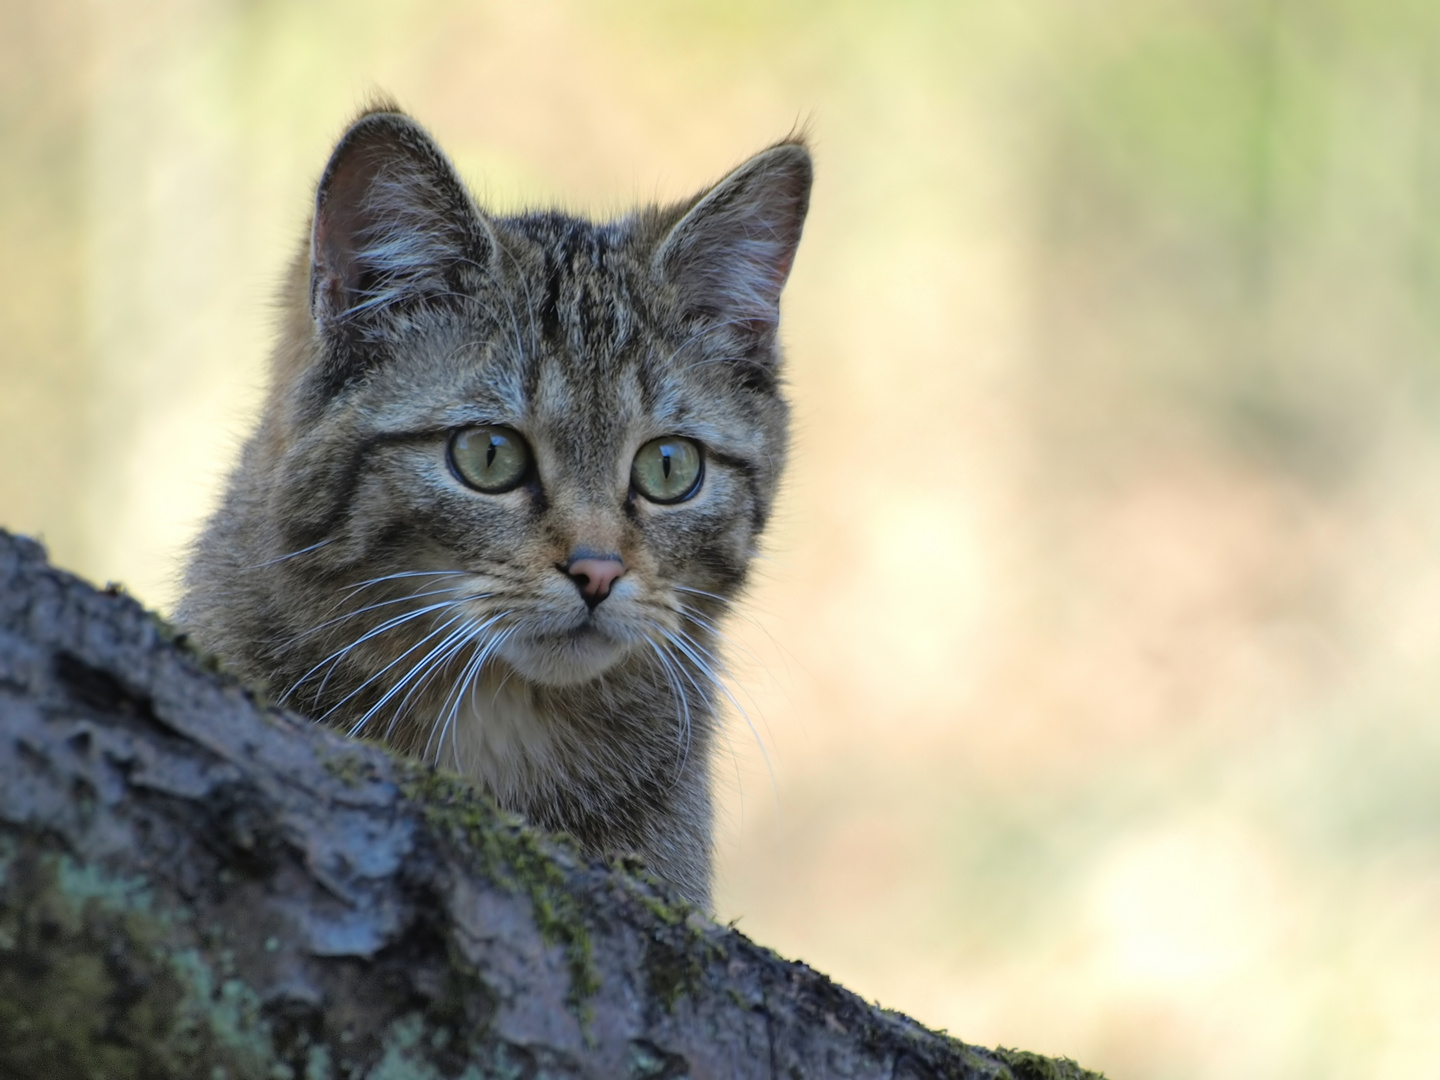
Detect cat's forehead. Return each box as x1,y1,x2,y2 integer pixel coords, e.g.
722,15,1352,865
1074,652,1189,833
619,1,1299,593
470,329,722,439
370,211,754,447
499,212,644,363
376,298,716,442
470,214,718,420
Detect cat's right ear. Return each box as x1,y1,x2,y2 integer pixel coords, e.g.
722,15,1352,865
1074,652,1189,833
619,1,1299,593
310,109,497,334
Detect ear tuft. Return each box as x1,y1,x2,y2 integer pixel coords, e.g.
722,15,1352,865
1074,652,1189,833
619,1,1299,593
310,110,494,330
653,140,812,336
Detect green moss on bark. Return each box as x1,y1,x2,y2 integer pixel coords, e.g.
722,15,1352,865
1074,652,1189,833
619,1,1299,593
996,1047,1107,1079
395,764,600,1016
0,834,281,1080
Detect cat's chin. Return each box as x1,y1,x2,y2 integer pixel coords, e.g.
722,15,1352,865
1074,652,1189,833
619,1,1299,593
499,631,630,687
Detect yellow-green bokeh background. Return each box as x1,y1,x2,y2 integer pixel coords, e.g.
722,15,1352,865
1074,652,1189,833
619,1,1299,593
6,2,1440,1076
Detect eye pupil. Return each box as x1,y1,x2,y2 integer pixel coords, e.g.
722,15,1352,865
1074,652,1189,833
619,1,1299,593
449,425,531,494
632,436,702,504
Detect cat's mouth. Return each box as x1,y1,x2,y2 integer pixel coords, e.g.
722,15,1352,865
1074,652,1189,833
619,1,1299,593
499,620,631,687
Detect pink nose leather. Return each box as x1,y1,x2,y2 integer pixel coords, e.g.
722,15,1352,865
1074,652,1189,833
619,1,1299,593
566,557,626,607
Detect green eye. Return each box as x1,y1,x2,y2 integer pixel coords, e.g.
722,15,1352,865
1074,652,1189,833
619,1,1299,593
448,426,532,493
632,436,703,504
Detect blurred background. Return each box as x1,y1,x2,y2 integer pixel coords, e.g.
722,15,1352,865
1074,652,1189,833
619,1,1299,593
5,0,1440,1075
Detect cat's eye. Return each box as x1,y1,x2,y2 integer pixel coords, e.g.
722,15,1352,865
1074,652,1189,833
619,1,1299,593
448,425,532,493
631,436,704,504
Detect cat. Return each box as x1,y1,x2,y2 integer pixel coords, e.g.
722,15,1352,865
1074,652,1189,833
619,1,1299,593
176,103,811,909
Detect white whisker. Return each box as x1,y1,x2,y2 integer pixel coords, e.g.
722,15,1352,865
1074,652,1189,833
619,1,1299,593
645,639,695,781
350,613,485,738
660,626,776,800
292,584,480,644
309,607,472,726
244,538,333,569
430,621,516,769
284,596,469,706
675,602,768,673
381,617,497,743
341,569,473,593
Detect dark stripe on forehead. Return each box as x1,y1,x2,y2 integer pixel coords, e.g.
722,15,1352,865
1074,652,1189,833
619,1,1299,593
575,277,625,361
635,356,659,413
539,258,561,343
537,227,569,343
564,227,619,361
510,213,575,343
512,213,635,363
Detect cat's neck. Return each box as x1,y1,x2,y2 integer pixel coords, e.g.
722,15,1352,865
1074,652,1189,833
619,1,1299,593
447,668,556,804
441,651,715,810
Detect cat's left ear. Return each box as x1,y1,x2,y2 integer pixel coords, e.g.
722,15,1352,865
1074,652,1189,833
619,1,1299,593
653,139,812,339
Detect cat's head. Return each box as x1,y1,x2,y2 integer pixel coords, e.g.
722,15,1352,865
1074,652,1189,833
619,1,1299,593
258,107,810,690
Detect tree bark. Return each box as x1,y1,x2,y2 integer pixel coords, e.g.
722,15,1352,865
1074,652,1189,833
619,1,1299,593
0,529,1102,1080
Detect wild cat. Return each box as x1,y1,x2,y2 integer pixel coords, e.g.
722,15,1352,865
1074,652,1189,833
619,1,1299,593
177,104,811,908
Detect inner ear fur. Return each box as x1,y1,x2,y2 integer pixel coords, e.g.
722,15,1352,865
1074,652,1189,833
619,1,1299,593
652,139,813,336
310,108,498,330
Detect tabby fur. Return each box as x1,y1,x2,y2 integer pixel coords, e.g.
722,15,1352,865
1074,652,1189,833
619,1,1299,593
177,104,811,908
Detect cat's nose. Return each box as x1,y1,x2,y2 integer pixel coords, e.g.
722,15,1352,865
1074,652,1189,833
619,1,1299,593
564,554,626,609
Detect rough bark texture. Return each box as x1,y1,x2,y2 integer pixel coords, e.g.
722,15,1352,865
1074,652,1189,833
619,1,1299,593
0,529,1102,1080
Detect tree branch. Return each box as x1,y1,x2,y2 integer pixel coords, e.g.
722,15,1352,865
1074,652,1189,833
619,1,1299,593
0,529,1101,1080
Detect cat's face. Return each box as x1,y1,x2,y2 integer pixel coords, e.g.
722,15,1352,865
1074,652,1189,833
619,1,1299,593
262,111,808,695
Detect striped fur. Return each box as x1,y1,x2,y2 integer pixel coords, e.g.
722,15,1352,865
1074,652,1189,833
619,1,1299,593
178,106,811,908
